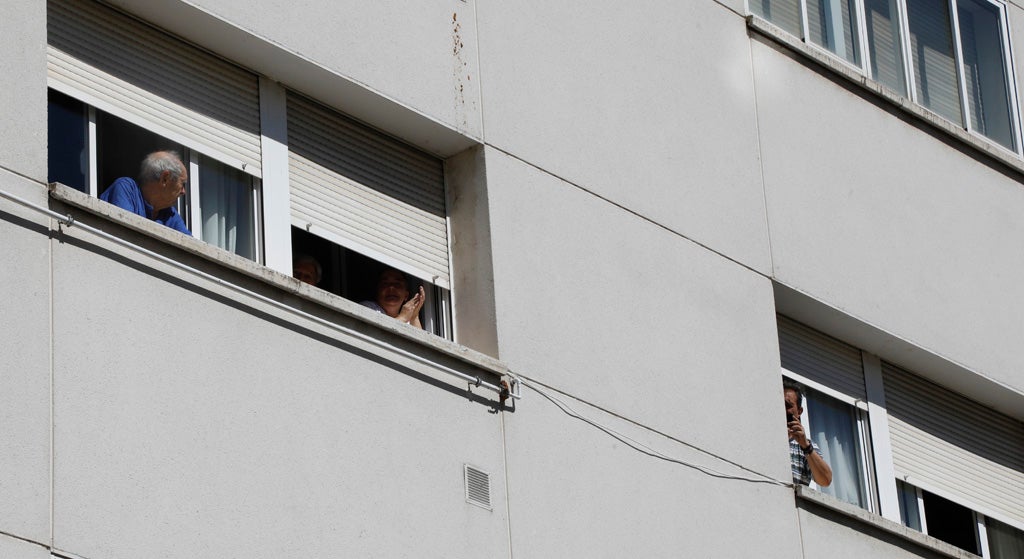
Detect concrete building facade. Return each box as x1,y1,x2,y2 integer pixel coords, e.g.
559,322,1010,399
1,1,1022,558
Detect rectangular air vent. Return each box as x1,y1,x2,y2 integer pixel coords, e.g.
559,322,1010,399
464,464,491,510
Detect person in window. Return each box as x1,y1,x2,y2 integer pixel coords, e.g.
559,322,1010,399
292,254,322,286
360,268,425,329
784,381,833,487
99,150,191,235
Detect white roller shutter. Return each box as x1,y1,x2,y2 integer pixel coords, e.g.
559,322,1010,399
778,315,867,401
883,362,1024,529
47,0,262,176
287,92,450,288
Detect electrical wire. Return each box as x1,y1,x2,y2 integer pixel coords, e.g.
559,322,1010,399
514,375,791,487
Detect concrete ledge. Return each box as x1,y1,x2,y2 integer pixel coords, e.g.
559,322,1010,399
746,15,1024,180
47,182,508,381
796,486,980,559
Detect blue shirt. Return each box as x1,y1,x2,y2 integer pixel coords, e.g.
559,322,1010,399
99,177,192,235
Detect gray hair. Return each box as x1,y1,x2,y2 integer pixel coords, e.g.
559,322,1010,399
138,151,184,185
293,254,323,284
783,379,805,408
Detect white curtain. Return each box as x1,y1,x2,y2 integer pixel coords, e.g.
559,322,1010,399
807,391,868,509
199,154,255,260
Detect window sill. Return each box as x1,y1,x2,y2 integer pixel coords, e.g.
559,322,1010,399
46,182,508,388
795,486,980,559
746,15,1024,179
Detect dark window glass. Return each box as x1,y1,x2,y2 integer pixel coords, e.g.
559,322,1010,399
922,490,979,554
47,90,88,192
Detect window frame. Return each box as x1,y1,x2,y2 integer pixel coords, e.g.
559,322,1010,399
47,90,266,263
783,368,879,510
749,0,1024,155
778,315,1024,557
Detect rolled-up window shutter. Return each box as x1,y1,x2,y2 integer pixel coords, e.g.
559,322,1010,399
883,362,1024,530
46,0,262,176
287,92,450,288
778,316,867,401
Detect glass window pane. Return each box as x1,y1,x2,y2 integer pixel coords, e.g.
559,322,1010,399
808,0,861,65
865,0,908,94
906,0,964,124
750,0,804,37
805,389,869,509
198,155,257,260
957,0,1015,150
47,90,88,193
896,480,922,531
987,517,1024,559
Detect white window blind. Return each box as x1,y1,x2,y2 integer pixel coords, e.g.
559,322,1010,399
778,316,867,401
287,92,450,289
883,362,1024,530
46,0,262,176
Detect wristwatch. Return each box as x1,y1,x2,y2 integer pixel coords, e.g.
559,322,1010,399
801,443,813,454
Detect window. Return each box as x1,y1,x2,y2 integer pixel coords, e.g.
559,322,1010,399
778,315,1024,558
287,91,454,338
291,227,452,338
778,316,876,511
750,0,1022,152
47,90,263,262
898,481,1024,558
46,0,459,338
47,0,264,261
804,388,872,508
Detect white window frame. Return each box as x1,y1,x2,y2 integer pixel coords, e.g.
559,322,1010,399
49,90,266,263
782,368,878,511
749,0,1024,155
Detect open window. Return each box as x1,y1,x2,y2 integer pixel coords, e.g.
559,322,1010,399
778,316,876,510
46,90,262,261
46,0,264,261
286,91,454,338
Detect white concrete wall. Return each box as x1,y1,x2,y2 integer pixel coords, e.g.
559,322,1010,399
0,0,49,548
483,147,786,479
1,0,1021,557
0,0,45,182
45,224,508,559
752,37,1024,395
176,0,482,139
475,1,772,273
0,180,51,547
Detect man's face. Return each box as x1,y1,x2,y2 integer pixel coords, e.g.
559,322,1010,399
153,165,187,210
294,262,319,286
784,388,802,421
376,270,409,316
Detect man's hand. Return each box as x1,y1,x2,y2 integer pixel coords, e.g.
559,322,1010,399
788,417,810,448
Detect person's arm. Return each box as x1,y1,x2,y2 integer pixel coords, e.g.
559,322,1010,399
789,419,833,487
805,445,832,487
397,286,425,329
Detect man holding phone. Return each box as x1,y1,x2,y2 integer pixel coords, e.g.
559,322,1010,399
784,382,833,487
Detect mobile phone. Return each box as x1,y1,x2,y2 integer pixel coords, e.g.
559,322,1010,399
787,413,796,423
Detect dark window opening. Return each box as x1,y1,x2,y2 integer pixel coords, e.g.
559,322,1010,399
922,490,979,554
291,226,450,338
47,89,88,192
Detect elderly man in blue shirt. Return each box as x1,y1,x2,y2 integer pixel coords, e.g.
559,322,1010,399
99,150,191,235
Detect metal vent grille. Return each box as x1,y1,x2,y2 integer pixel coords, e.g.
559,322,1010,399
464,464,491,510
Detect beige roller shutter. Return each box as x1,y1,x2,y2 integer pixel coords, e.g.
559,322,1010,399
47,0,262,176
287,92,450,288
778,315,867,401
883,362,1024,529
